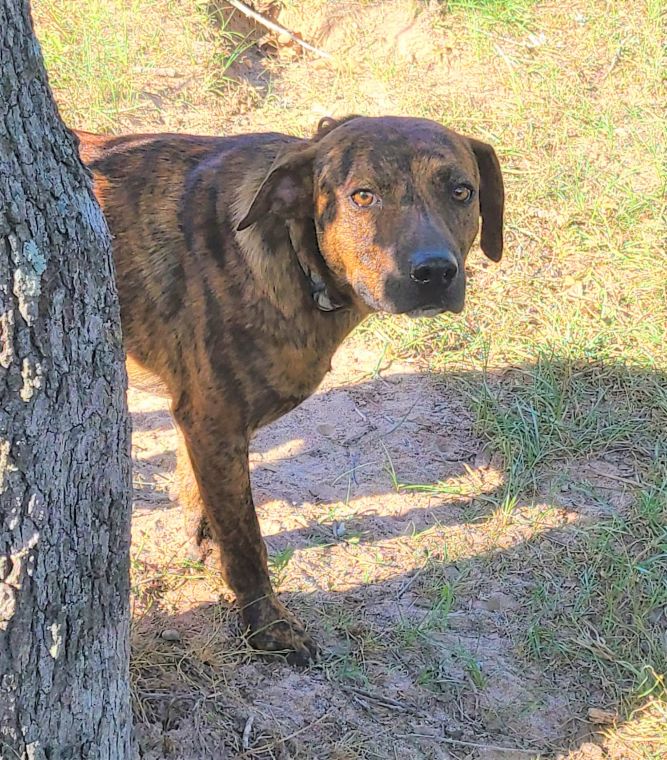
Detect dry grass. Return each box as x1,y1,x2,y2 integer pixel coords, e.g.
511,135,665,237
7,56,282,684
33,0,666,757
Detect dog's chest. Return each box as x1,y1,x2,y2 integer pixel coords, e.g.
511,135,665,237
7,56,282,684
245,312,356,430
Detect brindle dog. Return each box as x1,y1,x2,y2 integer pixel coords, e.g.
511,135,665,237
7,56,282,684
76,116,504,665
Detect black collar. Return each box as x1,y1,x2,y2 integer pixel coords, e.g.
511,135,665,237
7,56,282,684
288,222,346,312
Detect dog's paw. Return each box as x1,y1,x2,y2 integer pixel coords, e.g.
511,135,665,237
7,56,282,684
242,597,319,667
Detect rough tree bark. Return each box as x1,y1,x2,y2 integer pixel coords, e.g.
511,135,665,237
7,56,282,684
0,2,133,757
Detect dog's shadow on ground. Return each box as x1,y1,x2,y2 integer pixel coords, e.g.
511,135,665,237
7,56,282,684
129,357,666,758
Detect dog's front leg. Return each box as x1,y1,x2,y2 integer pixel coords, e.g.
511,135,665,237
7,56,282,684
175,415,318,666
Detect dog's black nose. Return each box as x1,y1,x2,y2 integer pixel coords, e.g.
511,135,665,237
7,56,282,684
410,251,459,286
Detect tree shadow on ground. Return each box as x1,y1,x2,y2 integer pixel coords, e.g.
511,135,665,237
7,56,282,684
129,357,666,759
131,516,665,759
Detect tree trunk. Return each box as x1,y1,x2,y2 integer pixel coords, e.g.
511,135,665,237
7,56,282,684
0,2,133,757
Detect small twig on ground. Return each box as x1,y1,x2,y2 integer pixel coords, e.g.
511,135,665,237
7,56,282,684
343,686,415,712
601,38,627,81
396,567,424,599
587,465,640,486
242,715,254,750
242,713,328,755
493,43,516,72
226,0,332,59
379,399,420,439
396,733,541,754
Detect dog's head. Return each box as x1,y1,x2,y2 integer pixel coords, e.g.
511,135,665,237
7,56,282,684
237,116,504,316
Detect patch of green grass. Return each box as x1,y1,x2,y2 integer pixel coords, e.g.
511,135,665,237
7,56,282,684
454,644,488,689
522,621,566,661
325,651,370,686
34,0,144,127
199,2,258,95
268,545,295,587
396,580,457,647
473,354,666,499
521,476,667,707
441,0,536,29
32,0,232,131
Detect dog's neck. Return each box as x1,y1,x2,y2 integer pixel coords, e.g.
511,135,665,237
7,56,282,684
236,212,362,321
235,214,368,383
286,219,347,312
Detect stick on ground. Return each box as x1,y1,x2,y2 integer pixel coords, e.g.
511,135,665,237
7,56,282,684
227,0,332,60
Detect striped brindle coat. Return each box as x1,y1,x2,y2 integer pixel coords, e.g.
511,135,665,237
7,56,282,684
77,116,504,665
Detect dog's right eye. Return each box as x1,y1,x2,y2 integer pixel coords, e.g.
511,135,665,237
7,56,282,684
451,184,474,203
350,189,379,208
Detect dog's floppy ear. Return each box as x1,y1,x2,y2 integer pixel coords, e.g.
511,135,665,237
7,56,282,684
237,143,317,231
468,137,504,262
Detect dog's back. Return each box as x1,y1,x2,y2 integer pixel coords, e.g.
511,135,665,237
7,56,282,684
75,129,305,392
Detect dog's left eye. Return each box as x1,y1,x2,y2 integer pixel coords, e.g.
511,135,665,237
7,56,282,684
451,184,473,203
350,189,379,208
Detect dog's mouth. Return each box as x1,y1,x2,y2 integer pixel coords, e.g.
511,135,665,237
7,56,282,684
353,291,465,318
405,305,446,318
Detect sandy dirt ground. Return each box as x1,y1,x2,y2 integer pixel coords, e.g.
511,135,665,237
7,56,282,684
128,334,614,759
